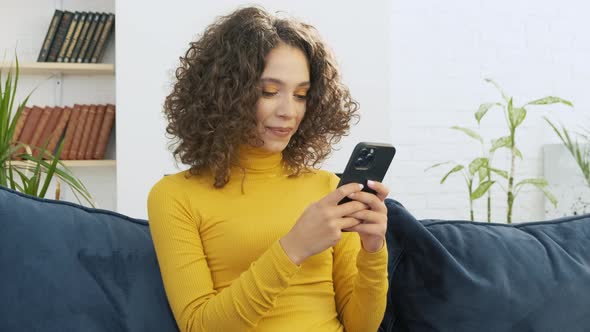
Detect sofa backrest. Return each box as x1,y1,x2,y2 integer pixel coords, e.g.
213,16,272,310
0,186,179,332
382,199,590,332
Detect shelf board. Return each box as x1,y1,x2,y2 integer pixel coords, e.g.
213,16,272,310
9,160,116,168
0,62,115,75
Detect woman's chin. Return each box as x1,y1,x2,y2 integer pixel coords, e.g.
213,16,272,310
260,138,289,153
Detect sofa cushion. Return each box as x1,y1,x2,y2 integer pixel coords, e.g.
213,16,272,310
0,186,178,332
381,199,590,332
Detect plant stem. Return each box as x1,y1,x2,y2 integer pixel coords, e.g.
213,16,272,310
469,179,474,221
507,134,516,224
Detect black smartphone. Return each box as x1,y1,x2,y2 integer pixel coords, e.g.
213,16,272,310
337,142,396,205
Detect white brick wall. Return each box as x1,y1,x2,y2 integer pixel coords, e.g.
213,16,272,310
391,0,590,222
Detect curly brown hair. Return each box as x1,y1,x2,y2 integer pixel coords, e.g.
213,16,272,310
164,6,360,188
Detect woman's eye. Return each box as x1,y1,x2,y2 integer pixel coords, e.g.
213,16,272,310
294,94,308,100
262,91,278,97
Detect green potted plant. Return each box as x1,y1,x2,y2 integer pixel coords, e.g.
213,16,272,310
428,79,570,223
1,56,94,206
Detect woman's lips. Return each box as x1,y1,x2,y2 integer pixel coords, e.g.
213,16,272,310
267,127,292,137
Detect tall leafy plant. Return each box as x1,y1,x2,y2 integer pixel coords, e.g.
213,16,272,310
475,79,570,223
426,126,495,222
428,79,569,223
0,57,94,206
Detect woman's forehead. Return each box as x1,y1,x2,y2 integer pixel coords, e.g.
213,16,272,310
261,44,310,86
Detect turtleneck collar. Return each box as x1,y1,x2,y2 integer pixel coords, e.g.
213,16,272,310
232,144,286,179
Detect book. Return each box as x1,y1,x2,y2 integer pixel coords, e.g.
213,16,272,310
13,106,43,159
64,12,87,63
77,12,100,63
29,106,52,156
69,104,89,160
70,12,91,62
36,107,63,158
37,10,63,62
84,13,107,63
77,104,97,160
57,11,80,62
11,106,32,144
85,104,106,160
48,107,73,159
47,11,74,62
90,13,115,63
61,105,81,160
93,104,115,160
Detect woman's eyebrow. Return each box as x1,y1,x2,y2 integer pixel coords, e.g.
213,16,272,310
260,77,310,87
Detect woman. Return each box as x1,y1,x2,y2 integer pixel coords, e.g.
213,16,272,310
147,6,390,332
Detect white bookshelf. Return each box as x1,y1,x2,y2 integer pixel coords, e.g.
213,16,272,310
0,62,115,75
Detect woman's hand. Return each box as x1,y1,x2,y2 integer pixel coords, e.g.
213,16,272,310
280,183,369,265
342,180,389,252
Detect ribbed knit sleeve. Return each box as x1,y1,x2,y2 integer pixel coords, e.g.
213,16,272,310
147,179,301,332
329,173,389,332
332,233,388,332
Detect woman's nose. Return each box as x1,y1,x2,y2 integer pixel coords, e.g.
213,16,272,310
277,95,298,118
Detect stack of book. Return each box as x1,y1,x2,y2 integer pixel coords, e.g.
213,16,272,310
11,104,116,160
37,10,115,63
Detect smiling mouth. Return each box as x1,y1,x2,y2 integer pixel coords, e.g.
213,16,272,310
266,127,292,137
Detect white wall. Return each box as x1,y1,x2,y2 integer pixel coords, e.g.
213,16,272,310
390,0,590,222
1,0,117,210
116,0,393,219
5,0,589,223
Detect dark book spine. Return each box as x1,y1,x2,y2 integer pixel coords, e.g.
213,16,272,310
47,11,73,62
57,11,80,62
70,12,91,62
90,13,115,63
64,12,87,63
77,12,100,63
84,13,107,63
37,10,63,62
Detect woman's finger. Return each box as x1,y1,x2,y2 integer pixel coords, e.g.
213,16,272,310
366,180,390,202
342,222,386,235
345,191,386,214
346,209,386,225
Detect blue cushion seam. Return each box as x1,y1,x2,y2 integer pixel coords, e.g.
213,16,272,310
0,186,148,226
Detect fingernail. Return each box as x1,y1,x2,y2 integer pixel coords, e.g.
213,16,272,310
368,180,375,186
358,183,364,190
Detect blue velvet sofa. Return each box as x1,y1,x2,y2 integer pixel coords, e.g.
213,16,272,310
1,185,590,332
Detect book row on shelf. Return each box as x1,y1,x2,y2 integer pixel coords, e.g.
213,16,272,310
38,10,115,64
12,104,115,161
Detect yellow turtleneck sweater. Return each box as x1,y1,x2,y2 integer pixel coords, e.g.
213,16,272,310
147,145,388,332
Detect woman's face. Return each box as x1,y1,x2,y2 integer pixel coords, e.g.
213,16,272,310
254,43,310,153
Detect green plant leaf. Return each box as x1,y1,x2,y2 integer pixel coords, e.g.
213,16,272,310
540,186,558,207
425,161,452,172
511,107,527,129
39,139,64,198
491,136,512,152
451,126,483,143
507,97,515,128
545,117,590,186
514,147,523,159
478,166,489,182
475,103,501,124
515,178,548,191
441,165,464,184
525,96,573,107
489,167,509,179
484,78,510,102
469,157,488,175
471,180,495,200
